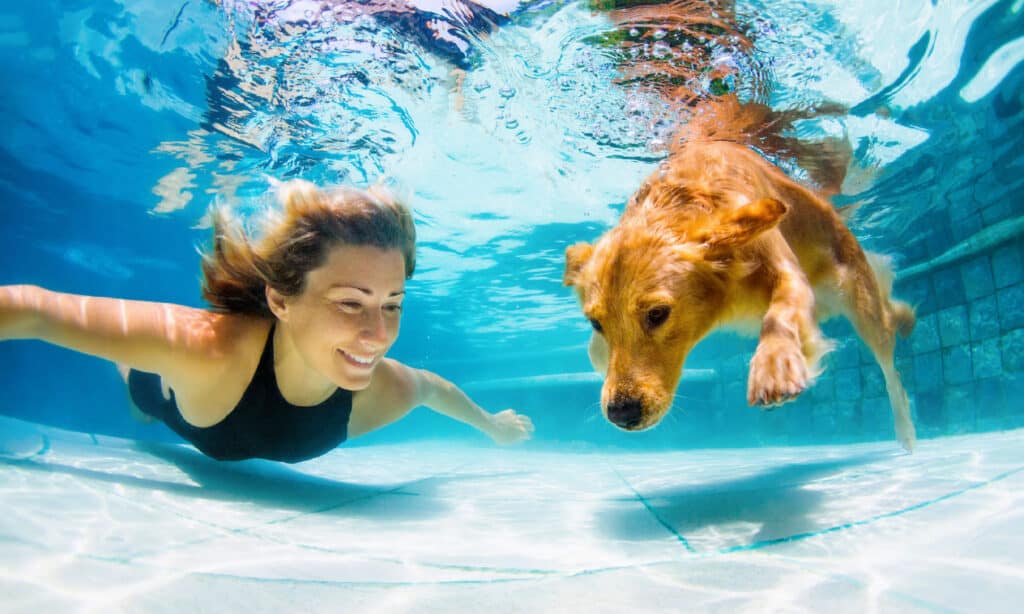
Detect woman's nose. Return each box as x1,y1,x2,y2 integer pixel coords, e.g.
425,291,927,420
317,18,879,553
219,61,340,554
360,310,388,345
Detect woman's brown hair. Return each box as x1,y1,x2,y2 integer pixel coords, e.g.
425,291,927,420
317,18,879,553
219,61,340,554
201,180,416,316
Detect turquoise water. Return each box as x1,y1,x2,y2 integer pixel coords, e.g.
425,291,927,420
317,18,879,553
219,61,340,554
2,2,1024,611
1,0,1022,453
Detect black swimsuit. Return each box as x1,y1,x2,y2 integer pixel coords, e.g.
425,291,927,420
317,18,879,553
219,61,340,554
128,326,353,463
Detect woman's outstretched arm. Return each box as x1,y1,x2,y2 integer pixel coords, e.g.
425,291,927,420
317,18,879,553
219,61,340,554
348,358,534,444
413,368,534,444
0,284,228,384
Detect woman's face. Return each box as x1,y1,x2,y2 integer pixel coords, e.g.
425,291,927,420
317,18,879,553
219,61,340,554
277,244,406,391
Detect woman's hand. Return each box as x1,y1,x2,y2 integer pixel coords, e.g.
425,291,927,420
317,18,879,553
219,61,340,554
486,409,534,445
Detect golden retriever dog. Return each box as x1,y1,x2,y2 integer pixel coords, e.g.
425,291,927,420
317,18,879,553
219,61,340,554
563,96,917,451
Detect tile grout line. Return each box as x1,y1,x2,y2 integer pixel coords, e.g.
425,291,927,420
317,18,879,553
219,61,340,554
713,463,1024,556
607,462,696,554
605,458,1024,560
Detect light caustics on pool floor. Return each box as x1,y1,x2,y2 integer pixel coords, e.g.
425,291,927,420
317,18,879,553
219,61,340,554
0,415,1022,613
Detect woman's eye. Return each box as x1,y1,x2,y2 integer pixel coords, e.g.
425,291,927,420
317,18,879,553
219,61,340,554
384,304,403,314
646,306,670,329
589,318,603,333
335,301,362,313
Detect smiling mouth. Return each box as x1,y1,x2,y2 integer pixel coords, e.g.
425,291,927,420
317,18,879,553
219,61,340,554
338,349,377,368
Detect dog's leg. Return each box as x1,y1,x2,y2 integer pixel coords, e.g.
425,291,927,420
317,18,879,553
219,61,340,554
855,320,915,452
880,357,914,452
748,259,825,407
842,265,916,452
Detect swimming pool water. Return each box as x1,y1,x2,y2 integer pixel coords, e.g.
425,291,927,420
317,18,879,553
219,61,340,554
0,0,1022,609
1,0,1021,448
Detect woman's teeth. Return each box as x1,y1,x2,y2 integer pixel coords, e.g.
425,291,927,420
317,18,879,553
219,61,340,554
343,351,374,366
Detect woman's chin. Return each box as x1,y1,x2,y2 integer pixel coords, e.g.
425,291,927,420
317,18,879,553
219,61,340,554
340,375,373,391
334,350,380,390
329,366,372,391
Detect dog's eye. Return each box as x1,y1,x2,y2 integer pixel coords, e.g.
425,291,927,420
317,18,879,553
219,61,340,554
646,306,671,329
589,318,603,333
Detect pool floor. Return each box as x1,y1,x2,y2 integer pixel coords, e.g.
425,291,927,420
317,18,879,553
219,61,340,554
1,415,1021,612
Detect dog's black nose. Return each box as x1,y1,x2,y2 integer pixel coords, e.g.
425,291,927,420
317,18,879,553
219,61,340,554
607,398,643,429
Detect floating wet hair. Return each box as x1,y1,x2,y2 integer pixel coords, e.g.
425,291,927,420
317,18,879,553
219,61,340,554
201,179,416,315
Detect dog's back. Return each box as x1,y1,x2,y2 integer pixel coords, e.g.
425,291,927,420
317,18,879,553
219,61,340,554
648,98,880,295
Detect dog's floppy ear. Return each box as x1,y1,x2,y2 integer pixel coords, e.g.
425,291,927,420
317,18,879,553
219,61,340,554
626,181,652,211
697,197,789,252
563,242,594,287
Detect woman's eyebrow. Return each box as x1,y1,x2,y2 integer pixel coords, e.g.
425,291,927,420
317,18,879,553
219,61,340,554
329,285,405,297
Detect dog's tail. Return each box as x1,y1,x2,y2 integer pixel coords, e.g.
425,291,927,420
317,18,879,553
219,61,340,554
675,95,852,195
866,252,916,338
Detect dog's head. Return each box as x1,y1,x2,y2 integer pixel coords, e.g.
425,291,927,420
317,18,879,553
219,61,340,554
564,185,788,431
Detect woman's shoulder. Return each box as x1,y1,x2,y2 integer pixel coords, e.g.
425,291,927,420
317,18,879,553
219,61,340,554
165,313,272,387
166,314,273,422
200,314,273,366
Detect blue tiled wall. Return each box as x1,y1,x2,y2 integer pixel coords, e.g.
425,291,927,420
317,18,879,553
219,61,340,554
909,247,1023,434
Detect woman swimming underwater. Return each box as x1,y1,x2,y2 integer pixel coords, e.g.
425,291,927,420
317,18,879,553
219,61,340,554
0,180,533,463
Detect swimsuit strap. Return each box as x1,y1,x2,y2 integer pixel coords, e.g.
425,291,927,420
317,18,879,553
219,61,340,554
254,321,278,387
256,322,349,408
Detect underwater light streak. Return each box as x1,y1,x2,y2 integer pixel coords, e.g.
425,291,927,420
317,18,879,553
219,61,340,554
959,36,1024,103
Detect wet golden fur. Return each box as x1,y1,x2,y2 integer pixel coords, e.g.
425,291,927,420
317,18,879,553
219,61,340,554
564,96,917,451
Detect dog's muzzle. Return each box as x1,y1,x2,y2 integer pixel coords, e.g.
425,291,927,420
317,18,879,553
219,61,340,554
606,397,643,429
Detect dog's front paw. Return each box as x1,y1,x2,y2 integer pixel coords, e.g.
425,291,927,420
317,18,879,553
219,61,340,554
748,339,809,407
